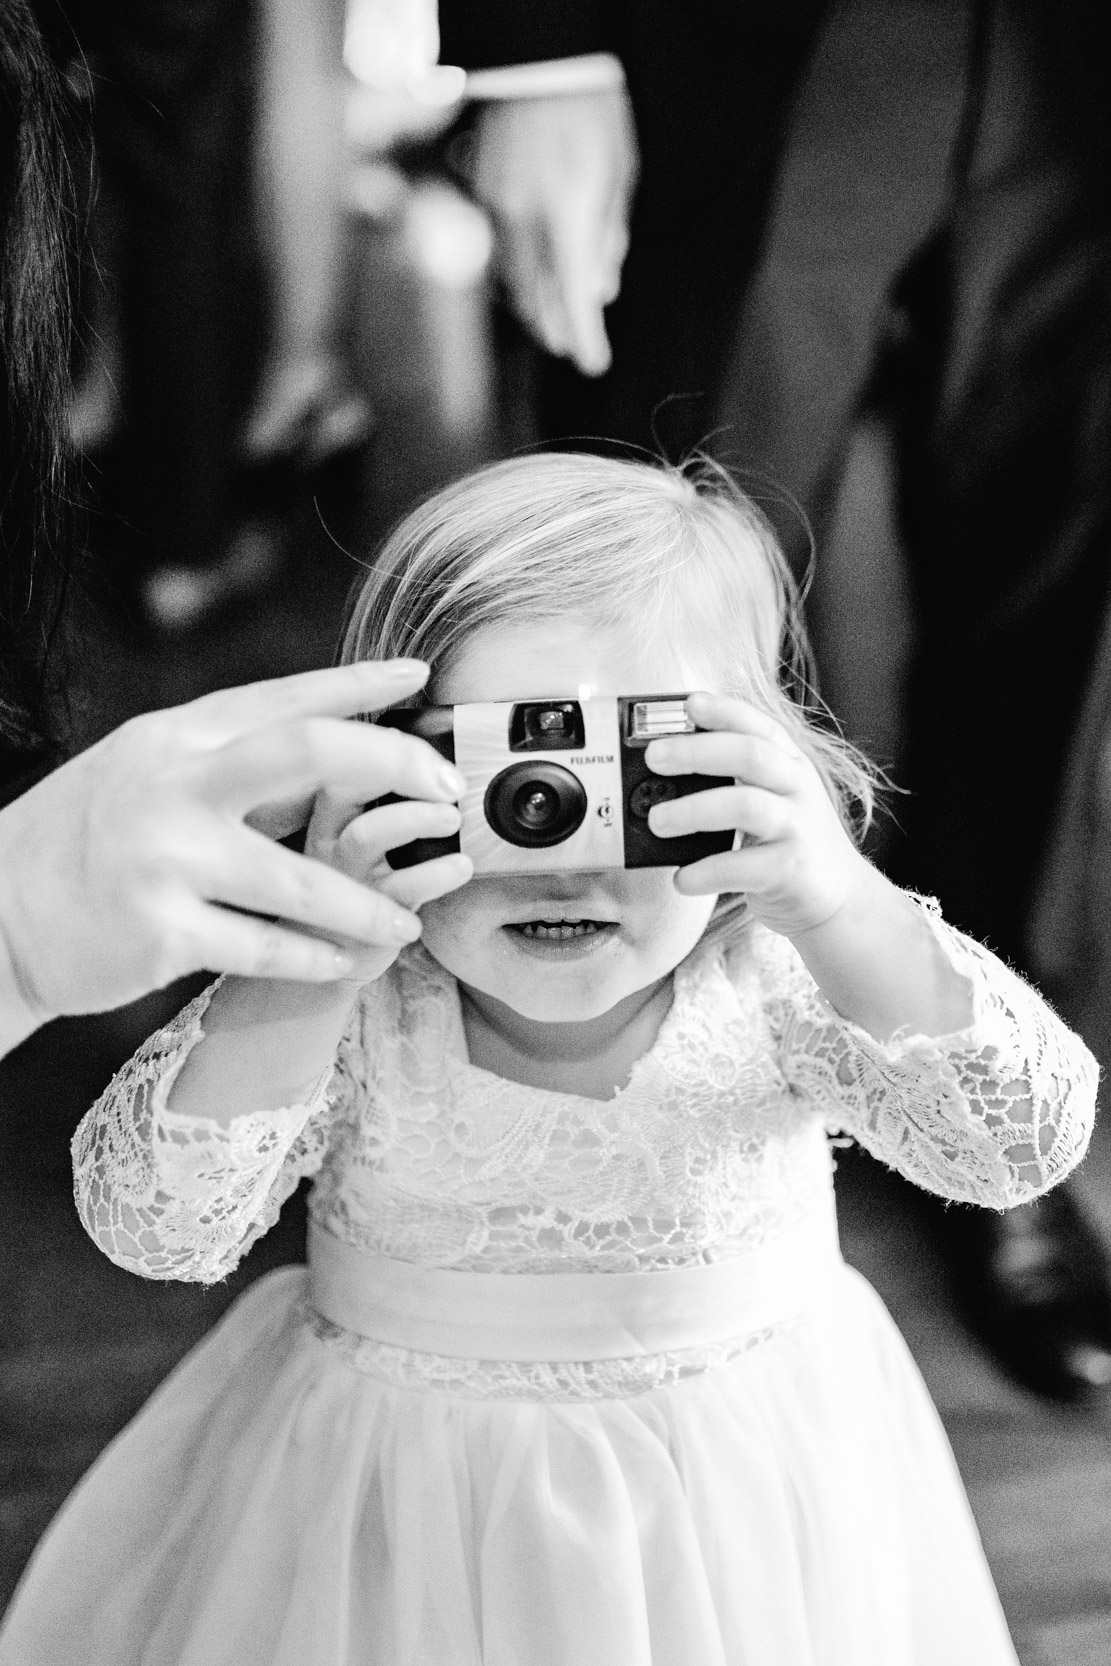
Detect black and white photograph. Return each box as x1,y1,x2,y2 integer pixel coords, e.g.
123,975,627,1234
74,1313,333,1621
2,1,1110,1661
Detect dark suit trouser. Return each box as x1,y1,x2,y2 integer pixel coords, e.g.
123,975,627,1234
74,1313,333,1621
886,0,1111,971
534,0,832,459
93,0,255,574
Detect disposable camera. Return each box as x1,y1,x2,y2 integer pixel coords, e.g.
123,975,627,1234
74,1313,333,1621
378,695,735,874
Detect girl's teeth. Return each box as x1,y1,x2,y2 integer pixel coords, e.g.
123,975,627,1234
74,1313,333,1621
518,920,603,940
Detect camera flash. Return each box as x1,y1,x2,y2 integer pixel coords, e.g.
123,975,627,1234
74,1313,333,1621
630,700,696,740
577,683,596,703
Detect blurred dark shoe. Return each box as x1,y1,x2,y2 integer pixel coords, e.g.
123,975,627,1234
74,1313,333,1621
67,355,123,457
240,360,374,506
945,1186,1111,1402
140,520,286,636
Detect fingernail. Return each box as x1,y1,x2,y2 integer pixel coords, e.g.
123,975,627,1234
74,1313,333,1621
385,658,429,679
649,740,673,765
332,950,356,977
393,912,422,943
438,764,467,798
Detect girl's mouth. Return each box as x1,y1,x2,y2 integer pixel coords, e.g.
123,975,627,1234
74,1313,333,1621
514,920,605,940
503,918,620,959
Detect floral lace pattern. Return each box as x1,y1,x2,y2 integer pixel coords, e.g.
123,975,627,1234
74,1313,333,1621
758,901,1095,1204
72,980,336,1282
307,937,835,1277
73,900,1098,1329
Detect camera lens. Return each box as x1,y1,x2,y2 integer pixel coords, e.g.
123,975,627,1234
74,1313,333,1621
516,783,560,830
484,762,588,848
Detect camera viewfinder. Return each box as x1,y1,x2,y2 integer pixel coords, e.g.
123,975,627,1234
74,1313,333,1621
509,701,586,752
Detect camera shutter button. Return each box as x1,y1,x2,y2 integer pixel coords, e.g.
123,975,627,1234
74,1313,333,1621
629,778,681,820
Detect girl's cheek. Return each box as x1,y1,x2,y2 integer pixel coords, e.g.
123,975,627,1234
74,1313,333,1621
619,871,717,945
418,886,469,942
417,887,492,979
646,894,718,964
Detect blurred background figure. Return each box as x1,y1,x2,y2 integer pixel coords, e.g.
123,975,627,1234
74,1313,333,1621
247,0,365,471
54,0,260,626
235,0,376,618
52,0,475,632
737,0,1111,1402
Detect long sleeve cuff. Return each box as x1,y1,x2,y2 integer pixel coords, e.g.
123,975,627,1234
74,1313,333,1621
73,980,334,1282
463,53,625,100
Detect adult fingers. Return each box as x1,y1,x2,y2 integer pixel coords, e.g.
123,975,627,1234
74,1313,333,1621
533,271,575,360
563,287,611,375
521,221,575,358
502,217,566,355
176,900,360,983
598,160,632,306
649,784,786,842
186,659,430,740
203,825,422,947
197,719,465,820
550,202,612,375
376,852,474,912
647,731,802,795
597,214,628,306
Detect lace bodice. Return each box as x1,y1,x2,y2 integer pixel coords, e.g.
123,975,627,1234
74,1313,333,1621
73,902,1098,1295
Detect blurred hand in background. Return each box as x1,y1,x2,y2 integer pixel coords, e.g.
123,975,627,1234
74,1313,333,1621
470,87,638,377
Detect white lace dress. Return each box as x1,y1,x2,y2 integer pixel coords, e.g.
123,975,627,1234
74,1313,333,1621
0,908,1098,1666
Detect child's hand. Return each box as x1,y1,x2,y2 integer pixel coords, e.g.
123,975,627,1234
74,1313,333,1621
304,754,473,984
644,692,871,941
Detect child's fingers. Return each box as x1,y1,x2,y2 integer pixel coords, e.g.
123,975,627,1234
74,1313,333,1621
305,787,353,852
375,853,474,912
646,730,802,795
337,799,462,869
649,784,785,842
684,691,802,752
672,843,783,897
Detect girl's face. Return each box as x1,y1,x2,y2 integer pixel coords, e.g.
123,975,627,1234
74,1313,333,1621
417,618,720,1023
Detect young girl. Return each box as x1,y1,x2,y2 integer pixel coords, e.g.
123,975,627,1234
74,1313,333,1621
1,455,1097,1665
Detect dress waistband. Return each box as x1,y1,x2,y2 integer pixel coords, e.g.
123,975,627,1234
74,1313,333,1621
307,1214,843,1364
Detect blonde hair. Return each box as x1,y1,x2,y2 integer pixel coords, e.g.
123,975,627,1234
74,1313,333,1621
341,453,876,941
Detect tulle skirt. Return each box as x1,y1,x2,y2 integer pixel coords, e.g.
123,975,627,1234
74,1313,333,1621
0,1247,1017,1666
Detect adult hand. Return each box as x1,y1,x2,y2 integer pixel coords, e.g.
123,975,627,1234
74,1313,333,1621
470,87,638,376
0,659,464,1051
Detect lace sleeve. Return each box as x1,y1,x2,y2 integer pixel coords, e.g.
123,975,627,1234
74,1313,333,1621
71,979,338,1283
756,901,1100,1208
